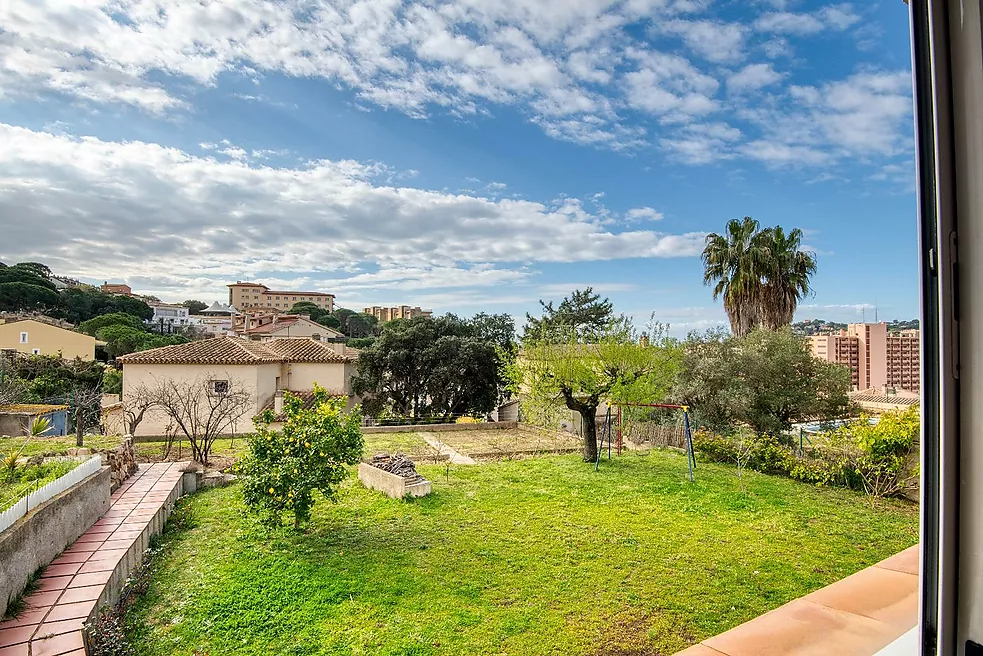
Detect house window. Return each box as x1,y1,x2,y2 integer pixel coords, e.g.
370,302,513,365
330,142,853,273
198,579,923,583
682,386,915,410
312,333,321,341
32,348,40,355
19,332,28,343
210,380,230,395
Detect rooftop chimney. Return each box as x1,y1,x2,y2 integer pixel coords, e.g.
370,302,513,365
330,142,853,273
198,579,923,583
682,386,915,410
274,390,284,415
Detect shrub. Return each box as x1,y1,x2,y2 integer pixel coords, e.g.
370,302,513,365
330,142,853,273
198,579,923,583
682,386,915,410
692,407,919,498
239,385,364,529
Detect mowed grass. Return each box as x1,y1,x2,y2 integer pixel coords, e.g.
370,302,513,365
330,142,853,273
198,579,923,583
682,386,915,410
125,451,918,656
0,434,124,458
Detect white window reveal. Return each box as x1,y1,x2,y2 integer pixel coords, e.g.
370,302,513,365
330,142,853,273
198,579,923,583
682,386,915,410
210,380,230,395
32,348,40,355
19,332,28,344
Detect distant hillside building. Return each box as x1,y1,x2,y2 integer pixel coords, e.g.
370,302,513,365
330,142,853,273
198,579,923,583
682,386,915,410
148,303,190,329
363,305,432,322
808,322,919,393
228,282,335,313
101,282,133,295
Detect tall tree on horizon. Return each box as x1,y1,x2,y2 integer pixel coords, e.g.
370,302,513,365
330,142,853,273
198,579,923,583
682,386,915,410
759,226,817,330
702,218,817,337
702,217,769,338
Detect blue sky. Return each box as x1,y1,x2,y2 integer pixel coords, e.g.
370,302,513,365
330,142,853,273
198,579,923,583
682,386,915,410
0,0,917,335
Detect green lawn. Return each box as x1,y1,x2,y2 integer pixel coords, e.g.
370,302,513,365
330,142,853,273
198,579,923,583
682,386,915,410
0,434,123,458
126,451,917,656
0,459,79,511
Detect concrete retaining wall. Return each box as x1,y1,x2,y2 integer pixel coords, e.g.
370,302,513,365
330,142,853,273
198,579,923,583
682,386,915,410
0,466,110,617
362,421,517,434
357,463,431,498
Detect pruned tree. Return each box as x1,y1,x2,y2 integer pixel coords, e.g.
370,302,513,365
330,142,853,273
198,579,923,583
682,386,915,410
148,374,251,465
63,382,105,447
521,322,681,462
122,383,157,436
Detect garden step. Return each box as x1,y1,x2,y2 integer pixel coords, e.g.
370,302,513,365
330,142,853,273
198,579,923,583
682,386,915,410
0,462,189,655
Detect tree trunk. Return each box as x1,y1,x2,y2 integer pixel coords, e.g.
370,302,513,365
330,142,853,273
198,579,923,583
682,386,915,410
75,409,84,447
580,407,598,462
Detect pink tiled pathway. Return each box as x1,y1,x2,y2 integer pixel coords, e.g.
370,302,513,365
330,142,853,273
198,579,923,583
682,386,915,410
0,462,187,655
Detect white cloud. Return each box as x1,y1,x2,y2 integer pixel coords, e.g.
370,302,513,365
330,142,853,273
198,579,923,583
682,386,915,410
754,4,860,35
727,63,783,93
626,207,664,221
0,124,706,299
0,0,908,169
660,19,747,63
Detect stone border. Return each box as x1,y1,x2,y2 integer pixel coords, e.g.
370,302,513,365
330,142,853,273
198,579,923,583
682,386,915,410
362,421,517,434
357,463,431,498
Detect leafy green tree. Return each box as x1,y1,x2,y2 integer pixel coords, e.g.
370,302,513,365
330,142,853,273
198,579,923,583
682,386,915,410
287,301,324,317
352,315,501,419
79,312,146,336
182,300,208,315
522,288,622,343
97,324,151,359
347,336,376,349
59,287,153,323
102,367,123,395
241,386,363,529
11,262,53,280
345,312,377,338
466,313,516,352
674,328,852,435
331,308,356,332
521,322,681,462
315,314,342,330
13,356,106,446
0,282,61,312
0,265,57,290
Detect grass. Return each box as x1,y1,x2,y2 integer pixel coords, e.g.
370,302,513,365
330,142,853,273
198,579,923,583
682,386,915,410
0,434,123,458
362,432,434,459
0,459,80,511
125,451,917,656
433,427,581,456
132,437,251,462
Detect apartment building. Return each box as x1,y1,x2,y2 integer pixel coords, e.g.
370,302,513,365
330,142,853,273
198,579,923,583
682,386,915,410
807,322,920,393
148,303,190,329
363,305,432,323
228,282,335,313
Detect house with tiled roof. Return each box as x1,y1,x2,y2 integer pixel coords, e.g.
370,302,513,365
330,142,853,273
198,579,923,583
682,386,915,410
117,337,358,436
234,313,344,342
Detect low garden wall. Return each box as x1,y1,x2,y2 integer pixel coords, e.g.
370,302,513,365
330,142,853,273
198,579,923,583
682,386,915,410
362,421,517,434
0,465,110,617
102,436,137,490
357,463,431,498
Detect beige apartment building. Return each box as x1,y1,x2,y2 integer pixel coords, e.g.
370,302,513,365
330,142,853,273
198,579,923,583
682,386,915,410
228,282,335,313
363,305,432,322
0,318,98,360
808,322,920,393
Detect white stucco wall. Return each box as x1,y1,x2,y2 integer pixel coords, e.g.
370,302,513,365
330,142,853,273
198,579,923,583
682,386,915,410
122,363,271,436
285,362,351,394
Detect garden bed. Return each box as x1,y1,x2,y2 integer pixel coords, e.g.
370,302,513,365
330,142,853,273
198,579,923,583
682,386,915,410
123,451,917,655
0,458,82,512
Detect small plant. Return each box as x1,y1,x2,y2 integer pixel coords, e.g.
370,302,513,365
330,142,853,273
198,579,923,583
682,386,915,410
239,384,363,529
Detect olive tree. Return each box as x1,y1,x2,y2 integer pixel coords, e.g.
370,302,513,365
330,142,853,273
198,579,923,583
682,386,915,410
521,323,681,462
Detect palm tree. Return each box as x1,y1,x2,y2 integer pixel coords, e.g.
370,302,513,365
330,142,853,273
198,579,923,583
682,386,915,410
759,227,817,330
702,217,770,337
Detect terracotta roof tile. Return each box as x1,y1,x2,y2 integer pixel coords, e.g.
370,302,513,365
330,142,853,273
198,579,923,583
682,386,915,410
117,337,283,365
264,339,357,363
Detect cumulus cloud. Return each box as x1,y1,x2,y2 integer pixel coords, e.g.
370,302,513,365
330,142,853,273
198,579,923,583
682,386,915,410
727,63,784,93
0,0,902,169
0,124,705,297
